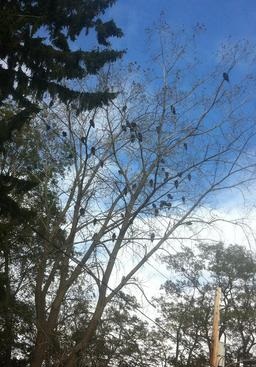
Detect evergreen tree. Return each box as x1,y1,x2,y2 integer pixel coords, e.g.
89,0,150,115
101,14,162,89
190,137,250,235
0,0,123,143
0,117,73,366
0,0,124,219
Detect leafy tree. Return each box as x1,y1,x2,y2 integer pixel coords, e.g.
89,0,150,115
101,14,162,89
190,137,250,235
67,294,150,367
0,119,72,366
0,221,36,367
155,243,256,367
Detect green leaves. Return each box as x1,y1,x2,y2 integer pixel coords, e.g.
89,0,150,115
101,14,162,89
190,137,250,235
158,243,256,367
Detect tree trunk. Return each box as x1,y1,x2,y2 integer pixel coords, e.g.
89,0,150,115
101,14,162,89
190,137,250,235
31,331,48,367
1,249,13,367
2,311,13,367
64,305,104,367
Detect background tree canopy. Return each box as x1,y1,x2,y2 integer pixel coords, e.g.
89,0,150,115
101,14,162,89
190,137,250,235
154,243,256,367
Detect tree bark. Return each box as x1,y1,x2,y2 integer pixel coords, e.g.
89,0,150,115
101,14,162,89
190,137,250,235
30,331,48,367
1,249,13,367
64,302,105,367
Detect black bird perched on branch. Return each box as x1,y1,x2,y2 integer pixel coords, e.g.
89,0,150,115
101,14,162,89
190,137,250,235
46,124,51,131
150,233,155,242
112,233,116,242
89,119,95,128
93,218,97,226
171,105,176,114
81,136,86,144
80,208,85,216
188,173,192,181
160,200,167,208
174,180,179,189
137,132,143,142
184,142,187,150
122,105,127,112
123,186,128,196
223,72,229,82
62,131,67,137
182,196,185,204
167,193,173,200
166,202,172,209
91,146,96,156
130,134,136,143
149,179,154,187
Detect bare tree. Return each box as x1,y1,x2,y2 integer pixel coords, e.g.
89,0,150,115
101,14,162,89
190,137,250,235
13,25,256,366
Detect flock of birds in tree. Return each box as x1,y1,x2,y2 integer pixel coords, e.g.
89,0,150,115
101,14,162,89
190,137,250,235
45,71,229,136
121,119,143,143
45,72,229,243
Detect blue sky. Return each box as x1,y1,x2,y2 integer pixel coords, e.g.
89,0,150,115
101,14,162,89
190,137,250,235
105,0,256,63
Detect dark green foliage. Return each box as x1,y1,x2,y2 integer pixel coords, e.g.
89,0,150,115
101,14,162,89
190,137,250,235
157,243,256,367
0,109,72,224
0,118,71,365
0,105,40,147
0,0,123,219
0,0,124,143
68,295,152,367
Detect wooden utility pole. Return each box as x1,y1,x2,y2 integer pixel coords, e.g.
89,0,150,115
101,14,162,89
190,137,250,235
210,287,221,367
